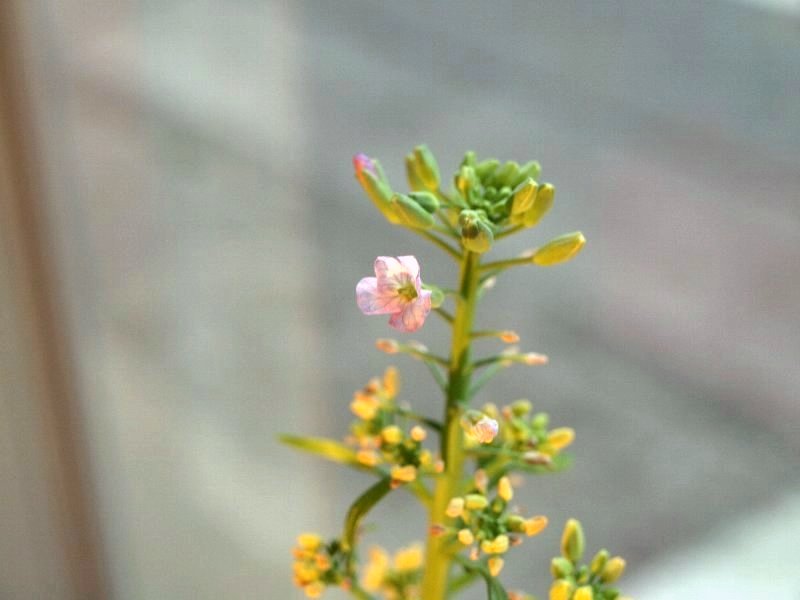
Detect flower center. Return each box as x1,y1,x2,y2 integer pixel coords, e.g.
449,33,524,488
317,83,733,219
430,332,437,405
397,282,418,301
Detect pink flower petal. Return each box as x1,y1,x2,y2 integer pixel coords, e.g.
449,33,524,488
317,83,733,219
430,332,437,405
388,289,431,332
356,277,406,315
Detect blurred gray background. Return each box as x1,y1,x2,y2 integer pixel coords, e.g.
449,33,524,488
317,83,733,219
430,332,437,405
7,0,800,598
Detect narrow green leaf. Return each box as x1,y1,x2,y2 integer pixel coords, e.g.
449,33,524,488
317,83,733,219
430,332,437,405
279,435,361,467
343,477,392,550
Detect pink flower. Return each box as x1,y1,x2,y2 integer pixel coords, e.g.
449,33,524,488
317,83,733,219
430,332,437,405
356,256,432,333
471,416,499,444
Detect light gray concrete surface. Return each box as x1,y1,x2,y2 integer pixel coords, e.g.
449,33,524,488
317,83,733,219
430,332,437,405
22,0,800,598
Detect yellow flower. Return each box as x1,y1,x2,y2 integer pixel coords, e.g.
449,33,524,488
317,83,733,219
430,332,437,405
393,544,423,571
488,557,504,577
381,425,403,445
350,393,379,420
498,476,513,502
549,579,574,600
601,557,626,583
383,366,399,397
480,534,509,555
446,497,465,518
356,449,380,467
574,585,594,600
523,515,549,537
362,547,389,591
303,581,324,598
546,427,575,451
457,528,474,545
390,464,417,483
410,425,427,441
297,533,322,552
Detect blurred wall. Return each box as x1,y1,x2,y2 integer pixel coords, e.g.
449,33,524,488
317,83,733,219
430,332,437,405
6,1,800,598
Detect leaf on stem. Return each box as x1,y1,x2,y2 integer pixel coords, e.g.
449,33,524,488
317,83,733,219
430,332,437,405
279,435,362,468
343,477,393,551
453,555,509,600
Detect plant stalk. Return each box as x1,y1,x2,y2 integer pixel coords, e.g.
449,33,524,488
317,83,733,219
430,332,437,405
420,251,480,600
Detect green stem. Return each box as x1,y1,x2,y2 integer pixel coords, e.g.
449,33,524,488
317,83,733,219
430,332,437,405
480,255,532,272
420,251,481,600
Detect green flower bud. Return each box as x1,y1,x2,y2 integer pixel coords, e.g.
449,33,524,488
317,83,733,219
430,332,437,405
561,518,585,563
493,161,520,188
475,158,500,180
459,210,494,254
511,399,533,417
531,412,549,430
355,162,402,224
408,191,440,213
600,557,626,583
462,150,477,167
424,284,445,308
590,549,610,576
551,557,574,579
511,178,539,215
517,160,541,184
506,515,526,533
533,231,586,266
455,165,479,200
464,494,489,510
602,588,620,600
393,194,435,229
405,154,427,192
412,144,440,191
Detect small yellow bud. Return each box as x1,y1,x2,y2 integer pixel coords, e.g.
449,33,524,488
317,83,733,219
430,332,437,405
382,366,399,397
410,425,427,442
419,449,432,465
375,338,399,354
480,534,509,555
574,585,594,600
390,465,417,483
293,561,318,582
356,449,380,467
297,533,322,552
549,579,573,600
522,352,549,366
561,518,585,563
393,544,423,571
446,497,465,518
362,547,389,591
551,557,573,579
465,494,489,511
533,231,586,266
350,394,379,420
482,403,499,419
523,515,548,537
601,557,626,583
546,427,576,451
498,476,514,502
590,549,609,576
488,556,505,577
381,425,403,445
500,330,520,343
457,528,475,545
315,554,331,571
304,581,325,598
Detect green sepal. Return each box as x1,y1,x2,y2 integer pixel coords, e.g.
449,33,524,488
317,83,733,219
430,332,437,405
357,167,402,224
516,160,541,184
455,165,479,201
522,182,554,228
342,477,392,551
393,194,436,229
475,158,500,180
423,284,446,308
459,209,494,254
279,434,362,468
405,154,427,192
412,144,440,191
408,191,440,213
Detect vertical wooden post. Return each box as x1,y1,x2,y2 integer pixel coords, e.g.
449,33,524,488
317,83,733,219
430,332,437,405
0,2,109,598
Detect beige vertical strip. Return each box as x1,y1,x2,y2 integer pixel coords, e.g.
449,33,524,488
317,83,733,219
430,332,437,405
0,2,109,599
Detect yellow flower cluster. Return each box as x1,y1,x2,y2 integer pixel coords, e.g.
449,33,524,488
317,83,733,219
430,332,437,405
347,368,441,487
362,544,424,600
291,533,350,599
549,520,632,600
480,400,575,463
445,473,548,577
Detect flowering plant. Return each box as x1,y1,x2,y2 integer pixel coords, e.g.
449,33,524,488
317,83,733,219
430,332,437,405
283,146,631,600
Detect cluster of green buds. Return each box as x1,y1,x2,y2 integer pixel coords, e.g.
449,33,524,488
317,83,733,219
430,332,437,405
361,544,424,600
354,147,585,261
438,472,548,578
476,399,575,472
549,520,631,600
292,534,351,599
347,367,441,487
